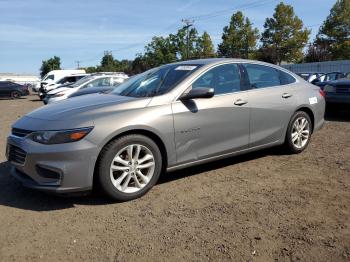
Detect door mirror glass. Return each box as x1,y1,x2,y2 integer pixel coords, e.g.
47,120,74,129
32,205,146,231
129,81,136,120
180,87,214,100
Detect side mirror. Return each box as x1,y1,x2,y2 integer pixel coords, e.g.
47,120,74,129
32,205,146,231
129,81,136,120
180,87,214,100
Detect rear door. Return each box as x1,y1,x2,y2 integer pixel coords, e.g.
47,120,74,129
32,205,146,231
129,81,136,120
241,63,297,147
172,63,250,164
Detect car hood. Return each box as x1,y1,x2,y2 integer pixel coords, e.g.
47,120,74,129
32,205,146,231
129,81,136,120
25,93,151,121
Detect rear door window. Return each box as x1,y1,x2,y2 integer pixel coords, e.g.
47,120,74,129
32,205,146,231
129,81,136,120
243,64,281,89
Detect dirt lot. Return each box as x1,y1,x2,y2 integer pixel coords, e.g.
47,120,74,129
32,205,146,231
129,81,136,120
0,94,349,262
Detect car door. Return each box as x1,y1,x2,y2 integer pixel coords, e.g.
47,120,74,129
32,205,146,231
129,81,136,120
241,63,297,147
172,63,250,164
0,81,8,96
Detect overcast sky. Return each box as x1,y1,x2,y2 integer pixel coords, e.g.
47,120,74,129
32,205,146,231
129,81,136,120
0,0,335,74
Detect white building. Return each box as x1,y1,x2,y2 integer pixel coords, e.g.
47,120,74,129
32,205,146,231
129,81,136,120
0,73,40,85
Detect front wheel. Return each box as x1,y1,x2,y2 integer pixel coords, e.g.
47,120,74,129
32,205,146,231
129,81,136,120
97,134,162,201
284,111,312,154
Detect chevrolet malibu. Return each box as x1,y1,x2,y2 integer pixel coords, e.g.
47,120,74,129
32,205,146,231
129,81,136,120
6,59,325,201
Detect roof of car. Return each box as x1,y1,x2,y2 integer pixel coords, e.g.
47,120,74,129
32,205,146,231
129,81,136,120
172,58,255,65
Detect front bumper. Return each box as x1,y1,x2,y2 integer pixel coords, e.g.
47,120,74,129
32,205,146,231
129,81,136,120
6,134,99,194
325,93,350,104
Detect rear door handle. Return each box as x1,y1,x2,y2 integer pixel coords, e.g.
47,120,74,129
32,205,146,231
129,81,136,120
234,99,248,106
282,93,293,99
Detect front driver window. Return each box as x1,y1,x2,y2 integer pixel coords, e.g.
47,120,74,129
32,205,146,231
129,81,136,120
192,63,241,95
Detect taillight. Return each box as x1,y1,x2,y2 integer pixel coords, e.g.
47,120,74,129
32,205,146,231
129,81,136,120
319,89,325,97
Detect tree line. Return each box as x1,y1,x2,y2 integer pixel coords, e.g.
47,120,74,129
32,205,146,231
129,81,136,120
41,0,350,77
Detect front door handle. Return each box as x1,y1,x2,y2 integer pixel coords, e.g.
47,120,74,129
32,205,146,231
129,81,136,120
234,99,248,106
282,93,293,99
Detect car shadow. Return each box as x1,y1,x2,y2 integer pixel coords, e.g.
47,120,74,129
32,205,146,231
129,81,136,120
0,147,282,212
0,97,26,100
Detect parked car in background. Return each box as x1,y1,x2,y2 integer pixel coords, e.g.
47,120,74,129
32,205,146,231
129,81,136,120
43,72,128,104
321,78,350,105
68,86,114,99
39,73,88,99
7,58,325,201
296,72,324,82
312,71,345,88
0,81,29,99
39,69,86,92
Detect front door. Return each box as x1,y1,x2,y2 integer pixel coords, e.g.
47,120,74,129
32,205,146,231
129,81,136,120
172,63,250,165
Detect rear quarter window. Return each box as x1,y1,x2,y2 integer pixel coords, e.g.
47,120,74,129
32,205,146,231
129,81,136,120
279,70,296,85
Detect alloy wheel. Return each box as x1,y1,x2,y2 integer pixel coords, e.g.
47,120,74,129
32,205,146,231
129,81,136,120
291,117,310,149
109,144,155,193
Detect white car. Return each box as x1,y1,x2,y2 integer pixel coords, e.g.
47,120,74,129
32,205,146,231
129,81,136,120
44,73,129,104
40,69,86,87
43,73,88,93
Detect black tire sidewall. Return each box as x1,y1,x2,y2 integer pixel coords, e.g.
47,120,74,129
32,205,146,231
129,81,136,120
98,135,162,201
11,91,20,99
285,111,312,154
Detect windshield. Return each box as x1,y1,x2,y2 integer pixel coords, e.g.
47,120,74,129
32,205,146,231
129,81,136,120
69,75,93,88
112,64,202,97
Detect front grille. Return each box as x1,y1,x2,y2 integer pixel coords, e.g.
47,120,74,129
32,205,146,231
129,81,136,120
336,86,350,93
7,145,27,165
12,128,33,137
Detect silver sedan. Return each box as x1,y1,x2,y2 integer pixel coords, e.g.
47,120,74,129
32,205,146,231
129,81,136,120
6,58,325,201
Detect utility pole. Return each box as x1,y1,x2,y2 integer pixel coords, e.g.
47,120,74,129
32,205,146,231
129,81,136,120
181,19,194,60
75,60,81,69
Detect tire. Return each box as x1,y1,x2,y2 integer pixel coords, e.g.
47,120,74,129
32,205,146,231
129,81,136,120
97,134,162,201
11,91,21,99
284,111,312,154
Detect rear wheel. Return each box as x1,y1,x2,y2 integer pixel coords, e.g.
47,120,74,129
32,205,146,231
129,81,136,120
284,111,312,154
97,134,162,201
11,91,21,99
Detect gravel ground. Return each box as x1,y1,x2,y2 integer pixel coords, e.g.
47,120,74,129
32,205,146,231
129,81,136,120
0,94,349,262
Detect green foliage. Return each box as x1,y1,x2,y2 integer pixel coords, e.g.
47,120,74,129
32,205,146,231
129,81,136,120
40,56,61,78
316,0,350,60
196,31,216,58
260,2,310,64
304,43,332,62
218,11,259,59
100,52,116,72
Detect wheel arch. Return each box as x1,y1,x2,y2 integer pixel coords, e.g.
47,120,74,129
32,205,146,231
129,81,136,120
93,128,169,187
295,106,315,133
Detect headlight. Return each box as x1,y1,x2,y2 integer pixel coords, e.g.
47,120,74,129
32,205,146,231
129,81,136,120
30,127,93,144
323,85,335,92
53,92,65,98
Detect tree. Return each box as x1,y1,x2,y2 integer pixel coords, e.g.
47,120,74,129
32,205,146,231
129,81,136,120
218,11,259,59
40,56,61,78
316,0,350,60
260,2,310,64
100,52,117,72
142,36,177,67
195,31,216,58
170,26,200,60
304,43,332,62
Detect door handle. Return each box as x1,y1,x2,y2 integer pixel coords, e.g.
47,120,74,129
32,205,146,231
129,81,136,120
234,99,248,106
282,93,293,99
